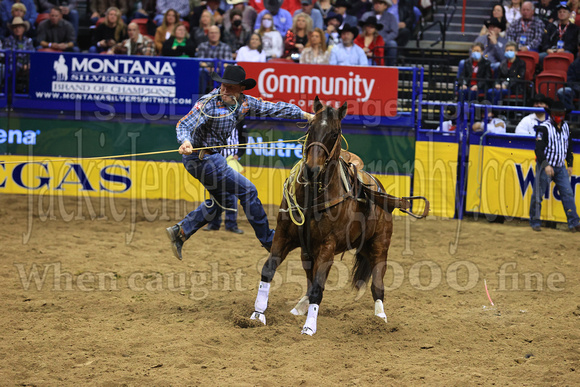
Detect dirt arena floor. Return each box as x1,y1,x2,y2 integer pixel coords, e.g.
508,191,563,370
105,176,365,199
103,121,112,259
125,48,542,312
1,193,580,386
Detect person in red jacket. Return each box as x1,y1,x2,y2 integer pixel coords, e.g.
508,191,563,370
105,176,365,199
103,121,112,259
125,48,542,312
354,16,385,65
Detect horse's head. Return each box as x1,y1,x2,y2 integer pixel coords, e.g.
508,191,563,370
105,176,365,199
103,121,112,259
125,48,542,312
303,96,348,183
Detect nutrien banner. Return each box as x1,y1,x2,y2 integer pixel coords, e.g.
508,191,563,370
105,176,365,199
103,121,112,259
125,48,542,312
239,62,399,117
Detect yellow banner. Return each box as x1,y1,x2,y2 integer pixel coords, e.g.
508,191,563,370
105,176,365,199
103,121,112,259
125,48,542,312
465,145,580,222
0,156,410,207
412,141,458,218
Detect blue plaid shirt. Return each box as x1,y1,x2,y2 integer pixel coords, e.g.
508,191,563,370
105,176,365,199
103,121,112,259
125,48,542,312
176,89,304,148
506,17,545,51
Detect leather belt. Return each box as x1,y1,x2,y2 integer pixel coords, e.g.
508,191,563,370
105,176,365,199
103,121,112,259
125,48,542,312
198,149,217,160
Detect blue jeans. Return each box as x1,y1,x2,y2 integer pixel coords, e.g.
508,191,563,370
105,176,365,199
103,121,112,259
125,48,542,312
529,164,580,229
179,152,274,246
557,87,576,111
208,194,239,230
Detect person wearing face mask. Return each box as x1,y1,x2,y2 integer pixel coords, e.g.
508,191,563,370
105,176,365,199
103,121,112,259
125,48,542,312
223,0,257,32
256,11,284,59
488,41,526,105
223,8,252,58
458,42,492,102
529,100,580,232
253,0,293,36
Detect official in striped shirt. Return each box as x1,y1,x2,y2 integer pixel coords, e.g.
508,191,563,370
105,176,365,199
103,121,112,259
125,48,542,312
166,65,314,260
529,101,580,232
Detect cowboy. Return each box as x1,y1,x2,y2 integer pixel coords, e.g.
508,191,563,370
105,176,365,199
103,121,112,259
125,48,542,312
166,65,314,260
329,23,368,66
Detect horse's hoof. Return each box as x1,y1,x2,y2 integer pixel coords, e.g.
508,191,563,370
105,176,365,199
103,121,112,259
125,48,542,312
375,312,388,323
301,327,315,336
250,311,266,325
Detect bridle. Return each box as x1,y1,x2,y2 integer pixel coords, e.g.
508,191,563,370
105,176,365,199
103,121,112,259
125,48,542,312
300,121,343,192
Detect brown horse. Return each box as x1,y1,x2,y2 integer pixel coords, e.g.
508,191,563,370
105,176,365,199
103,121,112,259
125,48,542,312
250,96,413,335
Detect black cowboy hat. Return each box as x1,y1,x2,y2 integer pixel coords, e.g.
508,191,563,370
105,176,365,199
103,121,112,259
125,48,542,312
485,18,504,31
550,100,567,113
359,16,384,31
324,11,343,26
210,65,256,90
333,0,351,8
338,23,359,38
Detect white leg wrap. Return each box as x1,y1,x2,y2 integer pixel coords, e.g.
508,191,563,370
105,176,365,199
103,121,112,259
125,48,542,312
375,299,387,323
254,281,270,313
301,304,319,336
290,296,310,315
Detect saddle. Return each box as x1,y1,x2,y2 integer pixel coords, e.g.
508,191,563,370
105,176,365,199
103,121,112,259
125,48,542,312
340,151,430,218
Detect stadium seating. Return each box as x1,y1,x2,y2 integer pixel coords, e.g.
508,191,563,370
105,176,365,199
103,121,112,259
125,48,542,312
535,71,567,100
517,51,539,81
543,52,574,75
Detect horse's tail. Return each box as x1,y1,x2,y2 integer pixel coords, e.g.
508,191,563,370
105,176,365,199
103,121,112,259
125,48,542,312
351,252,372,290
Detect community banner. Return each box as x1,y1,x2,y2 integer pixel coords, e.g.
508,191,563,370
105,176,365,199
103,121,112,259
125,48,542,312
19,52,199,115
239,62,399,117
465,145,580,222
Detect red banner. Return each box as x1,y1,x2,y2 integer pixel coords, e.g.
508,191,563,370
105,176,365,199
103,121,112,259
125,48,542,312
239,62,399,117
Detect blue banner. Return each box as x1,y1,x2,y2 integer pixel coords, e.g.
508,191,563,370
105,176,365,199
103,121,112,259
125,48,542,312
14,52,200,115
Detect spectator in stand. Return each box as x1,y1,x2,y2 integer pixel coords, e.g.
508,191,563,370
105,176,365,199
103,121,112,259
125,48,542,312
300,27,331,64
294,0,323,30
488,41,526,104
90,7,127,53
351,0,373,19
223,0,257,32
475,18,508,70
386,0,414,47
323,12,342,47
3,16,34,93
540,3,578,61
111,21,155,55
458,42,492,102
236,32,267,61
355,16,385,66
333,0,358,28
556,47,580,110
472,110,508,133
154,9,180,54
534,0,556,26
283,12,312,61
506,1,544,51
504,0,522,25
361,1,399,64
315,0,334,19
480,4,508,37
37,6,78,51
329,23,367,66
222,8,251,58
256,11,283,59
191,9,215,47
196,25,233,93
515,93,549,135
191,0,224,28
569,0,580,25
254,0,293,37
154,0,191,26
1,0,36,27
3,3,31,38
90,0,129,25
36,0,79,38
161,22,196,56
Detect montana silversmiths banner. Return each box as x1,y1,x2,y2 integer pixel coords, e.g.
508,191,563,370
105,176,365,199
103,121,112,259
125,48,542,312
23,52,199,114
239,62,399,117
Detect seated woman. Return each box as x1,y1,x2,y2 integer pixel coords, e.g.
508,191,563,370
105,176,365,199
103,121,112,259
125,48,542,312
236,32,267,62
458,42,492,102
154,9,179,54
161,23,196,57
354,16,385,66
90,7,127,53
191,9,215,48
488,41,526,105
300,28,330,64
283,12,312,61
256,11,284,60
